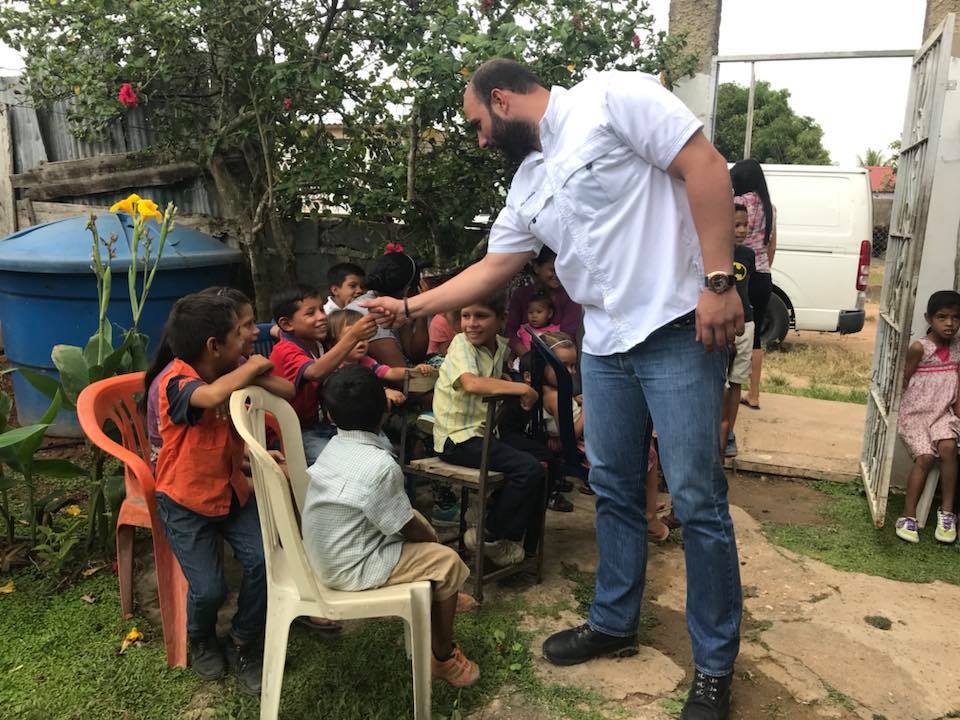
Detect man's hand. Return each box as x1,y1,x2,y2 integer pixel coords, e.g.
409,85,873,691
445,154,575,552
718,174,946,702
696,289,744,351
520,385,539,411
346,313,379,342
359,296,407,329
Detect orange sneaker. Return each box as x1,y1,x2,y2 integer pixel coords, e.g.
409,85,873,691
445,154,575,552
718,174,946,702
432,644,480,687
456,592,478,614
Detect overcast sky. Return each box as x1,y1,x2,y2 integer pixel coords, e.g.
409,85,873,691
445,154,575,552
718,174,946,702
0,0,926,167
648,0,925,167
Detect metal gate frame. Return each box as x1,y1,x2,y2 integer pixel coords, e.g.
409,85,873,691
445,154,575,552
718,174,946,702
860,14,955,527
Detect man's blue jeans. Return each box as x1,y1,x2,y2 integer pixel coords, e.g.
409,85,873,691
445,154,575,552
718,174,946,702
582,319,742,677
156,492,267,645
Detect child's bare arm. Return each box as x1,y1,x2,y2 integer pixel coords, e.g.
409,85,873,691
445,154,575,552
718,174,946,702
190,356,274,408
381,364,434,383
251,373,296,401
902,341,924,390
459,373,538,410
301,314,378,382
400,513,439,543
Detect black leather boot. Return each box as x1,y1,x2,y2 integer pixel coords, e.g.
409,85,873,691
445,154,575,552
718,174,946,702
542,623,638,666
681,669,733,719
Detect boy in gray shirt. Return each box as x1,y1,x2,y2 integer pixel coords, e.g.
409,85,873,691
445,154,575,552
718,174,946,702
301,365,479,687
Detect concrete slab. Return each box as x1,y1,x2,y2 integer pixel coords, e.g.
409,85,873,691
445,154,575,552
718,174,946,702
726,393,865,482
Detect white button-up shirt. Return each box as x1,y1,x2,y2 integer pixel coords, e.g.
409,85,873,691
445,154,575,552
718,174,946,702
488,71,704,356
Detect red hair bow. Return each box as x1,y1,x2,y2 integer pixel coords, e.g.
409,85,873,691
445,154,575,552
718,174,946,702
384,242,405,254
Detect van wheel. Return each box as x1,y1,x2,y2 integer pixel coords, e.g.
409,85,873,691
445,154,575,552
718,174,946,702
761,293,790,349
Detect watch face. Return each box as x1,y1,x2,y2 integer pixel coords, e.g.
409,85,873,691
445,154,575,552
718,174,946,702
708,275,729,292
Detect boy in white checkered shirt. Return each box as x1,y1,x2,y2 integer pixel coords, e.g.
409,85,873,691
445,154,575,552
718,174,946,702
301,364,480,687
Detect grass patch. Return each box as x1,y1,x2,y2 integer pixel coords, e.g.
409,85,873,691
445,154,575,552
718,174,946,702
0,567,624,720
764,343,871,389
758,381,868,405
863,615,892,630
658,693,686,718
764,481,960,585
824,683,856,710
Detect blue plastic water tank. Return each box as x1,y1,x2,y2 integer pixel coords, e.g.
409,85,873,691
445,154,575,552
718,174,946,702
0,213,242,436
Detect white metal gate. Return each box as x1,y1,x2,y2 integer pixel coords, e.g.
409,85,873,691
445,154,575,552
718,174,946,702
861,15,955,527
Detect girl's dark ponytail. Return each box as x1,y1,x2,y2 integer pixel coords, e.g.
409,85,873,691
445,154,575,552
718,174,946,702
730,159,773,246
139,328,174,414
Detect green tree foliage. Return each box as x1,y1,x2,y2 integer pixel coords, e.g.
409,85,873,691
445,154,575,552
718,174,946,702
714,81,831,165
0,0,699,302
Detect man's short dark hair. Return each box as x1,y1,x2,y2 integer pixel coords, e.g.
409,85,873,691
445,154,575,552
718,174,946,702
322,365,386,432
271,284,320,323
469,58,542,109
327,262,366,289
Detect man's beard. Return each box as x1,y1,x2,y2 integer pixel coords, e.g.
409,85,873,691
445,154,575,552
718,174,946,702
489,113,538,164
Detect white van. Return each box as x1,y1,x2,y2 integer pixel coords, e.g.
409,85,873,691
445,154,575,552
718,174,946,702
753,164,873,346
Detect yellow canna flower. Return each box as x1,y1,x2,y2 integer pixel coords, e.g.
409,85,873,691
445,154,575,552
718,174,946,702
65,504,81,516
136,199,162,222
566,64,575,72
119,626,144,653
109,193,143,216
458,67,470,77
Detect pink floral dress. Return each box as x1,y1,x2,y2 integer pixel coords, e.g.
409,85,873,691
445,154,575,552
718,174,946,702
898,336,960,457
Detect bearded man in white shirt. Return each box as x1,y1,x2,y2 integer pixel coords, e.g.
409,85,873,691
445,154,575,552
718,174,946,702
362,58,743,720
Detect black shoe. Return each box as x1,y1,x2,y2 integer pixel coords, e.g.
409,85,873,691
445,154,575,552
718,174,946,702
577,480,595,496
542,623,637,666
681,669,733,719
226,639,264,695
189,635,226,680
548,492,574,512
557,478,574,493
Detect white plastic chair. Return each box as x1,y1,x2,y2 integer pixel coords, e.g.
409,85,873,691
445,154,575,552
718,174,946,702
229,386,433,720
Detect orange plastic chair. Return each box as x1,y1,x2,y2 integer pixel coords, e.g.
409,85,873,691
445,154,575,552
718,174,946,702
76,372,188,668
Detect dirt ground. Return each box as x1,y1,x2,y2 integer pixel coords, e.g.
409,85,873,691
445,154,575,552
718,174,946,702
132,470,960,720
471,470,959,720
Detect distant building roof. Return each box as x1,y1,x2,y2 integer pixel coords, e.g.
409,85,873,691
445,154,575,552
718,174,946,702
866,165,896,193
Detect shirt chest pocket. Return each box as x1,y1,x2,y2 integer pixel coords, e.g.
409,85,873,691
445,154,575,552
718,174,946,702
557,135,634,210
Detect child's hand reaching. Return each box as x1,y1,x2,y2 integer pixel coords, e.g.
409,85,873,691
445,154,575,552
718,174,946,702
385,388,407,408
245,355,275,376
347,314,379,343
412,364,435,376
520,385,539,411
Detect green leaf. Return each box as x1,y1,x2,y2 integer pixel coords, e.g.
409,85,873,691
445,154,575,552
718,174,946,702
19,368,61,402
0,423,49,450
32,459,87,479
0,391,11,432
125,332,149,373
15,392,63,471
51,344,90,405
103,474,126,511
83,327,113,367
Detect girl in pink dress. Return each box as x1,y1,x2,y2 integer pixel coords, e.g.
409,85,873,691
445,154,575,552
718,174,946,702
895,290,960,544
